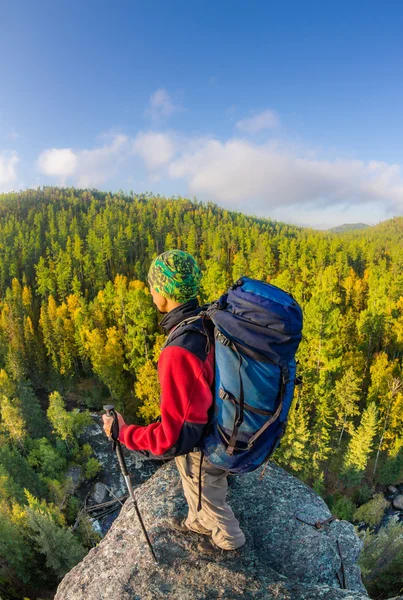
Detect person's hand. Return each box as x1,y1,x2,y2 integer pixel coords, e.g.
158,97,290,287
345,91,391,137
102,411,127,438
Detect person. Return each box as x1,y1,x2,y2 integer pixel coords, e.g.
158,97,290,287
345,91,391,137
102,250,245,553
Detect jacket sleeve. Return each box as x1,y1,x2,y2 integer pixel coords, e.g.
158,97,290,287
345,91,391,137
118,344,211,455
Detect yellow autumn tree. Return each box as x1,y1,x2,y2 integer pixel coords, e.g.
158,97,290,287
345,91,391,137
0,395,27,449
134,334,165,423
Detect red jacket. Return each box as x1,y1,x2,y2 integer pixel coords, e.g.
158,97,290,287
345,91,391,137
118,299,214,458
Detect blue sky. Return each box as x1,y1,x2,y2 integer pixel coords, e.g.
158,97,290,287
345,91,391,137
1,0,403,228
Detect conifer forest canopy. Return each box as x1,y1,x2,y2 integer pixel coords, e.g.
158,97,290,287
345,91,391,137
0,187,402,600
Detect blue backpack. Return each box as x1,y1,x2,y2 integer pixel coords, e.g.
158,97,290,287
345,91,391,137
167,276,303,474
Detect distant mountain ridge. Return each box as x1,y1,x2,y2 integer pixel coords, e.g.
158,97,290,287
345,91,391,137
327,223,370,233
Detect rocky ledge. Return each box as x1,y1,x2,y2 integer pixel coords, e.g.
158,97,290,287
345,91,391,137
55,460,371,600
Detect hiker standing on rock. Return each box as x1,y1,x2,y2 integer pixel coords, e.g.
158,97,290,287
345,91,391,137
102,250,245,553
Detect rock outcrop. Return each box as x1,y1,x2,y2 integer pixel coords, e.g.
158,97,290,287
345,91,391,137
55,461,370,600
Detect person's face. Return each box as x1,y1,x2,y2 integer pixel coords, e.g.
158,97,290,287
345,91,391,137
149,286,169,313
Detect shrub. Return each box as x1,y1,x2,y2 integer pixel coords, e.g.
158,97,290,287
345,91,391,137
84,457,102,480
329,495,356,521
353,493,388,527
375,449,403,486
352,484,373,506
359,518,403,599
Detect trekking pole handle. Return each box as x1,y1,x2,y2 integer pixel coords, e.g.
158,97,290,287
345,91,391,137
103,404,119,439
103,405,129,475
103,405,158,563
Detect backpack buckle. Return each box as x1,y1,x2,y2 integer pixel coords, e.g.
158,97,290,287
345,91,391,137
229,278,244,290
219,388,231,401
216,331,231,347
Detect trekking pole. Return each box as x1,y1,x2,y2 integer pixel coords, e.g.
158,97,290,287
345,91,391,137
103,404,158,564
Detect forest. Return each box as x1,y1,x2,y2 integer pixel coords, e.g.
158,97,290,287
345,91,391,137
0,186,402,600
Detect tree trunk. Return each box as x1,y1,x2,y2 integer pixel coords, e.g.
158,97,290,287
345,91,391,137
373,398,392,478
338,416,347,447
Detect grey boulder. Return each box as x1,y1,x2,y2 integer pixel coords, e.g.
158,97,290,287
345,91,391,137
55,461,369,600
392,494,403,510
91,482,109,505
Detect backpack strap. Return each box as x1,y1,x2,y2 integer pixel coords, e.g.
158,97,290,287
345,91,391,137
219,388,274,417
225,341,245,456
246,367,289,449
162,314,213,354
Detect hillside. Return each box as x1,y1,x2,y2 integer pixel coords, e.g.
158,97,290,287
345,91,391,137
0,187,402,599
328,223,370,233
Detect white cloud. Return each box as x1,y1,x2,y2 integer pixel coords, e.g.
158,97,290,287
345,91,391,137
76,134,128,187
146,88,182,120
132,131,176,169
35,125,403,228
37,135,129,187
167,137,403,220
37,148,77,180
0,151,20,192
236,109,279,134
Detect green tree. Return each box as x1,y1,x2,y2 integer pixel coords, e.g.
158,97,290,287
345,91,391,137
276,401,310,477
24,490,86,579
200,258,230,302
353,493,388,527
343,402,378,484
46,391,92,449
0,395,28,450
83,327,128,399
27,437,67,479
359,519,403,599
333,367,361,446
0,504,37,594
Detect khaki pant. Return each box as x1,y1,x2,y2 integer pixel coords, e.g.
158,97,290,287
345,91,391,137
175,451,246,550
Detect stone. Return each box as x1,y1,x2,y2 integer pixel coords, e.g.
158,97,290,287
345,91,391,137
55,461,370,600
91,482,109,504
66,465,82,487
388,486,398,495
392,494,403,510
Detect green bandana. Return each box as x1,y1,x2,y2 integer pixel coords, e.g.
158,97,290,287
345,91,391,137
148,250,202,302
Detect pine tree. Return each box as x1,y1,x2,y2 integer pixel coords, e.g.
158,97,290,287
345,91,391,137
373,376,403,477
275,401,310,477
27,437,67,479
46,391,92,452
46,391,73,446
333,367,361,446
0,503,37,593
0,395,27,451
310,380,333,479
200,258,230,302
343,402,377,483
24,490,86,579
